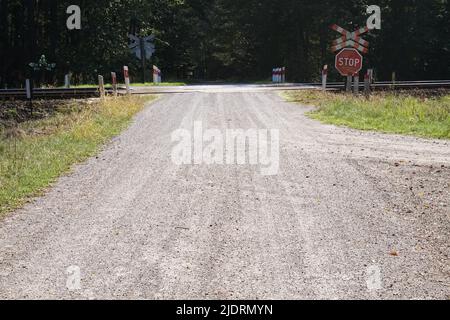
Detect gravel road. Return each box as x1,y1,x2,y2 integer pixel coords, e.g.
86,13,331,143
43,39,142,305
0,88,449,299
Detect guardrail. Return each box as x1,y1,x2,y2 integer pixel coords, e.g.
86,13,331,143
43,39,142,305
1,81,450,99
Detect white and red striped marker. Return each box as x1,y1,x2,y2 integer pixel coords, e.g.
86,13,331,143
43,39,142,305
123,66,130,94
111,72,117,96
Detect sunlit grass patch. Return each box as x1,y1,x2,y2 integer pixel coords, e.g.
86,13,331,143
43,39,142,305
0,95,156,216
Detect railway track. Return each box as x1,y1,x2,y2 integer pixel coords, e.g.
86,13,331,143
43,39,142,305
1,81,450,99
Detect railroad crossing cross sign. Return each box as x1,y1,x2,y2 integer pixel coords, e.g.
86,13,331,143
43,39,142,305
128,34,155,60
331,24,369,54
335,48,363,76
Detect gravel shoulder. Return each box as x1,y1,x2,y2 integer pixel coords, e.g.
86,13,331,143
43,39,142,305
0,91,449,299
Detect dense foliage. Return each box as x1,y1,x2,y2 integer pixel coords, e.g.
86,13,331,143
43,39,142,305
1,0,449,86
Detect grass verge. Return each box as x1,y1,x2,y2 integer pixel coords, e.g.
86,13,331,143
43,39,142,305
0,95,156,216
283,90,450,139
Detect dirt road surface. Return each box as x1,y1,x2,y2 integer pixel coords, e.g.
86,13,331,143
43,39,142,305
1,87,449,299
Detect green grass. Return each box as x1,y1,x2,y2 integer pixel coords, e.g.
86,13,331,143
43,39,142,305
283,90,450,139
0,95,157,216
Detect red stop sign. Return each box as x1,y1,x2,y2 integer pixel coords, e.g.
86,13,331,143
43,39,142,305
335,48,363,76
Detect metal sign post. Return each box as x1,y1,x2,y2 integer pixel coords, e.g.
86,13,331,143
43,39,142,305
346,75,352,92
129,34,155,83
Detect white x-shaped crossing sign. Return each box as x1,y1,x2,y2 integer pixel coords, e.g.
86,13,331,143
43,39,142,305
331,24,369,54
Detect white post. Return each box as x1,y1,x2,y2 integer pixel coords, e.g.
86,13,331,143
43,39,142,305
123,66,130,95
98,75,105,100
64,74,70,88
282,67,286,83
353,73,359,94
322,65,328,91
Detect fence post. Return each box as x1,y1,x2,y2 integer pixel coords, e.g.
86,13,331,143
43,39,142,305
98,75,105,100
322,65,328,91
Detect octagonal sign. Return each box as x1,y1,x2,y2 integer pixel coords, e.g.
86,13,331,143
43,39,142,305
335,48,363,76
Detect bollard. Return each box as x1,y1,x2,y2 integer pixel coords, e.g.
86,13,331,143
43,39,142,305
123,66,130,95
111,72,117,97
